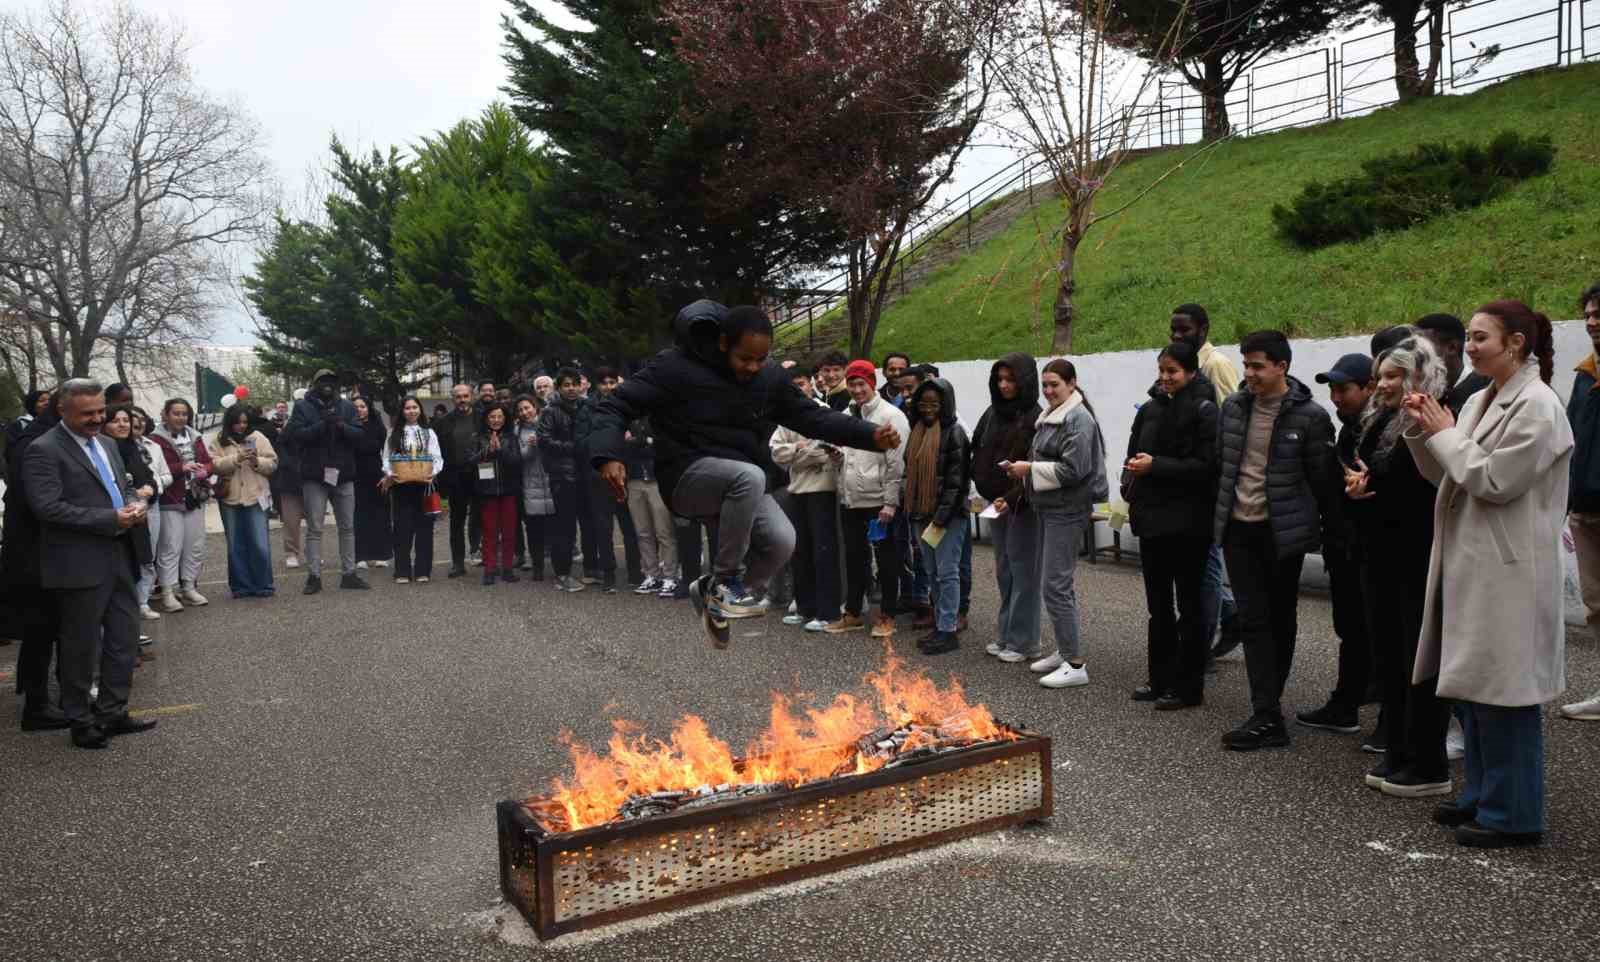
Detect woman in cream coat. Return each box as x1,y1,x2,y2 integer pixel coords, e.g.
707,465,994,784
1404,300,1572,849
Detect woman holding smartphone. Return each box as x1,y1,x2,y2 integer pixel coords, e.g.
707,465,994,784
1004,358,1109,690
212,405,279,598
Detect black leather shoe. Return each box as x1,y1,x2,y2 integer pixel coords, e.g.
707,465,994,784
340,573,371,590
1154,692,1202,711
303,574,322,595
922,631,960,655
1433,801,1477,827
1455,821,1542,848
71,725,109,749
103,714,158,737
21,706,71,731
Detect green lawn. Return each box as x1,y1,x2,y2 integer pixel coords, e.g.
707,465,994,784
869,62,1600,362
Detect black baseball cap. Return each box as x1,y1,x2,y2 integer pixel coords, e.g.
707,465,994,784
1315,353,1373,386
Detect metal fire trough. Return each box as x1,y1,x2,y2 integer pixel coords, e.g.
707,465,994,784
497,731,1052,940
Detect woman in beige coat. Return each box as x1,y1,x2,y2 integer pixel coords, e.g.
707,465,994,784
213,405,280,599
1403,300,1573,849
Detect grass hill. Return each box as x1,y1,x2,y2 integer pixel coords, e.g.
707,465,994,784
859,61,1600,363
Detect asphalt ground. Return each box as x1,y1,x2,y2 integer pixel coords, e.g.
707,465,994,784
3,523,1598,962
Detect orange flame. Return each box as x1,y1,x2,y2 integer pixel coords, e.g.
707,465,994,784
530,645,1017,832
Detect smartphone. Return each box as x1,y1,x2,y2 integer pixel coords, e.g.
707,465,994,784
244,437,257,454
998,460,1013,470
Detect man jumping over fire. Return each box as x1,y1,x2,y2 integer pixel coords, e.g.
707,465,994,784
591,301,901,647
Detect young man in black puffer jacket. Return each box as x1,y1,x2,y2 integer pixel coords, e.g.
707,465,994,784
590,301,900,648
536,368,589,593
905,378,970,655
1212,330,1340,752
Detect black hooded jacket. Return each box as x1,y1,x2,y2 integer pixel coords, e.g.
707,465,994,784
589,300,882,503
1124,372,1218,540
969,352,1040,508
907,378,970,528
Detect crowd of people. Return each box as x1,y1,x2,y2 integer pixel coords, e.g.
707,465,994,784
3,285,1599,852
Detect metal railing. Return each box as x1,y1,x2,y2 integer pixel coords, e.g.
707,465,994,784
768,0,1595,353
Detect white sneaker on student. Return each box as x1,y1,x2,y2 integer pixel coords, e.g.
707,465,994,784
803,619,829,632
634,577,660,595
1446,716,1465,760
984,643,1004,656
1039,662,1088,689
783,613,804,626
996,649,1029,664
373,560,389,568
285,556,300,569
158,588,183,613
179,586,208,607
657,579,678,599
1559,693,1600,721
140,605,161,622
1029,652,1063,674
356,561,368,571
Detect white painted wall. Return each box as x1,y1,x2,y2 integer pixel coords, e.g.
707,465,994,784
931,320,1591,624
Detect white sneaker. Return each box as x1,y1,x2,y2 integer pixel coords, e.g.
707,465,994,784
657,579,678,599
634,577,660,595
373,560,389,568
285,556,300,569
356,561,369,571
984,643,1004,656
788,600,798,615
1029,652,1064,674
140,605,162,622
1039,662,1089,689
1559,694,1600,721
180,586,209,606
804,619,829,632
158,588,183,613
783,613,804,626
1445,716,1465,760
996,649,1029,664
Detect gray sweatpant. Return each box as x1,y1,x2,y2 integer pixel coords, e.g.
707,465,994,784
1039,508,1089,662
669,458,794,591
302,480,356,577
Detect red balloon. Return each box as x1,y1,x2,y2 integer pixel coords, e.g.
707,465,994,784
234,385,249,399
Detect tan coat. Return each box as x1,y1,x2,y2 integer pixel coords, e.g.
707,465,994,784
212,430,279,509
1406,361,1573,706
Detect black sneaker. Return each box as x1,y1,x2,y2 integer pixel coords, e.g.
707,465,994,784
1220,713,1289,751
921,631,959,655
602,575,617,595
914,630,941,652
1154,692,1202,711
1360,729,1388,755
482,572,497,586
339,573,370,590
1432,801,1477,827
1131,685,1158,702
303,574,322,595
1209,614,1241,658
447,565,465,579
1364,759,1399,790
1379,769,1452,798
1455,821,1542,849
1295,703,1360,734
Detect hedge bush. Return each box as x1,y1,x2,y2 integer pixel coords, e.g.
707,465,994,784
1271,130,1555,250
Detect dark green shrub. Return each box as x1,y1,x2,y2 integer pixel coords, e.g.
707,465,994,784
1271,131,1555,250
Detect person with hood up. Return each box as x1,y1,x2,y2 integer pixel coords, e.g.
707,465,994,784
1005,359,1110,690
905,378,970,655
590,302,900,648
1213,331,1339,752
285,369,369,595
970,353,1043,664
1122,342,1219,709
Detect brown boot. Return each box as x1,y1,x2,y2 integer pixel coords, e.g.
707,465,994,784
910,606,935,630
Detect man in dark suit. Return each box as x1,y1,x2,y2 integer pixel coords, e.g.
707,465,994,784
22,379,158,749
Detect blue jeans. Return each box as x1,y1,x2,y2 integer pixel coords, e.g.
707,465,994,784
220,503,274,597
960,521,973,615
1201,542,1236,644
1457,702,1545,834
915,518,967,633
992,509,1042,654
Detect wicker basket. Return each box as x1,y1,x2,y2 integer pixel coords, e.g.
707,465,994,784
391,454,433,485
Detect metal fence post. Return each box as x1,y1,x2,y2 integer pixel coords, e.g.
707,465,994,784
966,189,973,247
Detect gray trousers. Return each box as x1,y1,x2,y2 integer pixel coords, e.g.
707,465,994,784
56,547,140,725
1039,508,1089,662
302,480,356,577
993,508,1044,655
156,505,206,589
670,458,795,591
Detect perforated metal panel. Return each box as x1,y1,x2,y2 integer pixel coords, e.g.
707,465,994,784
498,738,1050,939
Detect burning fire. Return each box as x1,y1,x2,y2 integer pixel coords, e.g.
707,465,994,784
529,646,1018,832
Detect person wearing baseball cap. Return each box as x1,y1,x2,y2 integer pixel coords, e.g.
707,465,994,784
1295,352,1377,740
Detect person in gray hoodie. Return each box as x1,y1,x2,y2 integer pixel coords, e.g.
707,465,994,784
1004,358,1109,690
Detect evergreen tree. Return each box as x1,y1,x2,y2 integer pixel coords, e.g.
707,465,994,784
501,0,842,352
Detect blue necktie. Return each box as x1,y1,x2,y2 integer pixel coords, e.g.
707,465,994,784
85,437,125,509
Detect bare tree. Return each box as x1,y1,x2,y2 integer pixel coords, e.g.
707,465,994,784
990,0,1224,351
0,0,271,382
